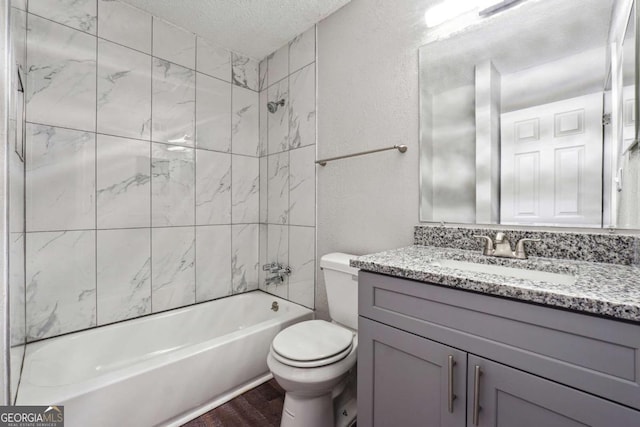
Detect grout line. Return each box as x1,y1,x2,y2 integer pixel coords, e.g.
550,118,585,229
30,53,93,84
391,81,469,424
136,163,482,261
230,66,234,296
94,15,99,326
149,17,154,314
193,43,198,304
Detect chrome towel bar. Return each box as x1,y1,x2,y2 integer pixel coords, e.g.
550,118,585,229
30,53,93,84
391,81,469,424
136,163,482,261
315,144,408,166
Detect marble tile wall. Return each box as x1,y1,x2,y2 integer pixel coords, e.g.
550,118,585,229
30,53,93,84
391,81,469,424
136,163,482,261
22,0,261,341
9,2,27,403
258,27,317,309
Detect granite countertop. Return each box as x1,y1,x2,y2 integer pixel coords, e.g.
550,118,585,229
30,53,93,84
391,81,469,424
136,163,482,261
350,246,640,323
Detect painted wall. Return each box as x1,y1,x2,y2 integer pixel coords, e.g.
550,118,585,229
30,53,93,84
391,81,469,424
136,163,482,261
257,28,317,309
21,0,262,342
316,0,432,319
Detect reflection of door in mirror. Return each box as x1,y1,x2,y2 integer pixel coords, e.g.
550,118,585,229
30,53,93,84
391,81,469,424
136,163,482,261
500,93,603,227
418,0,640,230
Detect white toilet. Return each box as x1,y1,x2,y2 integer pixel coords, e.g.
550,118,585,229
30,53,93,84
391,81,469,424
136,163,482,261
267,253,359,427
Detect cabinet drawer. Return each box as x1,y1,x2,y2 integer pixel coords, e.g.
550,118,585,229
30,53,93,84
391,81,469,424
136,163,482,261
359,271,640,410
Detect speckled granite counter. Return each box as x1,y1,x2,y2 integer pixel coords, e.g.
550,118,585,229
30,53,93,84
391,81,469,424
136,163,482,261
350,246,640,323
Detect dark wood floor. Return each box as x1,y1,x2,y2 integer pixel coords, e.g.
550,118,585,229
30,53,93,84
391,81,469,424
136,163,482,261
182,379,285,427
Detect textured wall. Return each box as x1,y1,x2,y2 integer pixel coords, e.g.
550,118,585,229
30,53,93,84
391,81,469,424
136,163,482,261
22,0,261,341
257,28,317,309
315,0,435,319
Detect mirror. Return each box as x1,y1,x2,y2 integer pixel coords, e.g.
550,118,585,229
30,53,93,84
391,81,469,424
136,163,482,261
419,0,640,229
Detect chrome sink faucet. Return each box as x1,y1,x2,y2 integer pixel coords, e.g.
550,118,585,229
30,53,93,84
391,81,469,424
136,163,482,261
473,232,541,259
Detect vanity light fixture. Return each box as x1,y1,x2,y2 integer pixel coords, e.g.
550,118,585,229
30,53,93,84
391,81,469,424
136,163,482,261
478,0,524,17
425,0,525,28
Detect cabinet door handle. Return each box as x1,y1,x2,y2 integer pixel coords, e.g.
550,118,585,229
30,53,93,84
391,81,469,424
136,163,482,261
473,365,483,425
447,355,457,413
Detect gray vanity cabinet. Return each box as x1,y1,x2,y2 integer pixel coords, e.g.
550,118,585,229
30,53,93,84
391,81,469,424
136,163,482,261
357,271,640,426
468,355,640,426
358,317,467,427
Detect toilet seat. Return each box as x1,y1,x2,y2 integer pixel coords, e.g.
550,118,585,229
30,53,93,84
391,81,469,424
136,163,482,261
271,320,355,368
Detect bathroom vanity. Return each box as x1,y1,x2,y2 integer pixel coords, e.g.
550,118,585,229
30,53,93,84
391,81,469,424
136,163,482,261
353,243,640,426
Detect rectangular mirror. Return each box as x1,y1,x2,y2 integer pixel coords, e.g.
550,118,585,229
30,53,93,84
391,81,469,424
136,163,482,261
419,0,640,229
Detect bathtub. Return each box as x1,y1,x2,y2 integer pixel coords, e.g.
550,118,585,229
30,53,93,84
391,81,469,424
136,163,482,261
16,291,313,427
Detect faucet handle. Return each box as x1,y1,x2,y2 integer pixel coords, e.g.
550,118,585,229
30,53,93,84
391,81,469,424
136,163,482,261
494,231,507,242
514,238,542,259
473,235,494,256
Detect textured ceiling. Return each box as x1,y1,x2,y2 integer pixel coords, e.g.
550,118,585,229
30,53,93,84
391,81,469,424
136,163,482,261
120,0,351,59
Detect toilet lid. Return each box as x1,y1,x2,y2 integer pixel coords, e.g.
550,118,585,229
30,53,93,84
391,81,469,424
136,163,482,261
272,320,354,363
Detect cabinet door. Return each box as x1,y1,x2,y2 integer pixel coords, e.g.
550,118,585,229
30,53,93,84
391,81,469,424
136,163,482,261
467,355,640,427
358,317,467,427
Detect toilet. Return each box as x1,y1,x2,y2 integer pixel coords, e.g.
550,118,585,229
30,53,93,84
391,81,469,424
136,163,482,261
267,253,359,427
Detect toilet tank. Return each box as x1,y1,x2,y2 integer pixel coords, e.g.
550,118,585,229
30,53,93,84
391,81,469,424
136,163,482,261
320,253,359,330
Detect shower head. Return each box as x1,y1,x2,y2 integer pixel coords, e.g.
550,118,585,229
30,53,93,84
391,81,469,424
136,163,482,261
267,99,285,114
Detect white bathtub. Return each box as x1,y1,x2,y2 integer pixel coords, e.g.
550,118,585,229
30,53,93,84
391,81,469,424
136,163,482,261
17,291,313,427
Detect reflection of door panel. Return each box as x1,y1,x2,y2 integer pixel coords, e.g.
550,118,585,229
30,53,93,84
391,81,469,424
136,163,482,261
623,85,635,152
501,92,603,227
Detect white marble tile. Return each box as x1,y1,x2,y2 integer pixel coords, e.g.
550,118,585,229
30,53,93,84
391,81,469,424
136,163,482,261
11,345,25,403
195,225,232,302
267,44,288,87
26,124,95,232
231,53,258,91
151,143,195,227
263,224,288,298
231,155,259,223
196,149,231,225
289,145,315,226
267,78,289,154
267,152,289,225
152,17,195,69
196,72,231,152
29,0,97,34
288,226,315,308
196,37,230,82
258,224,267,291
232,85,259,156
9,117,25,234
12,0,27,11
98,0,151,54
289,26,315,73
259,89,268,156
10,233,25,346
152,227,195,312
97,39,152,140
152,58,196,145
231,224,258,293
267,224,288,264
259,156,268,223
97,134,150,229
259,58,268,92
11,8,27,73
289,64,315,149
26,14,96,132
97,229,151,325
26,230,96,340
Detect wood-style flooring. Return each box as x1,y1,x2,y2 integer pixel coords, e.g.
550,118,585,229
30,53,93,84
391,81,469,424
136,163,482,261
182,379,285,427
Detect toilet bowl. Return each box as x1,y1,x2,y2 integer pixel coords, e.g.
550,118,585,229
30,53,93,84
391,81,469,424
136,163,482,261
267,253,359,427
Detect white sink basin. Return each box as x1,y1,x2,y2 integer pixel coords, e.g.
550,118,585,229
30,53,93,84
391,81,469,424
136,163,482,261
429,259,576,286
